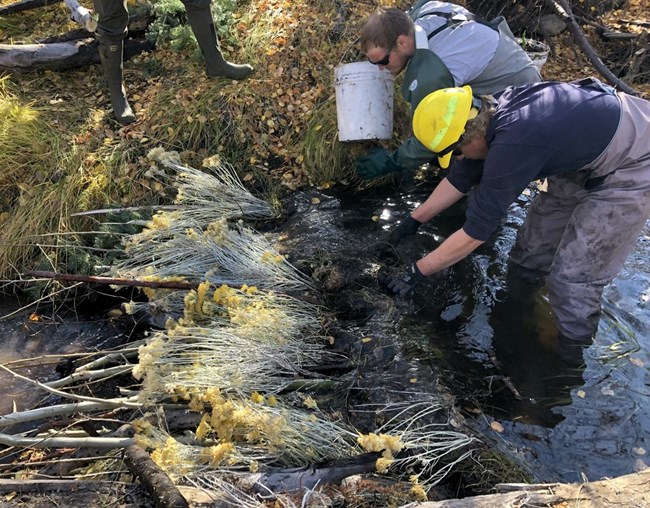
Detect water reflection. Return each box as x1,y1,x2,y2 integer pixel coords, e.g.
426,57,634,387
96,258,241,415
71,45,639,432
340,176,649,482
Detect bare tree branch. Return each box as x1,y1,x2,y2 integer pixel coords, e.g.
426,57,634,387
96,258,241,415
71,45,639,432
546,0,639,95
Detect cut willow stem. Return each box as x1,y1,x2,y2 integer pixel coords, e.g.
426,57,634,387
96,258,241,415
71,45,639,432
75,345,143,372
44,364,134,389
0,364,143,408
0,432,134,449
0,398,140,427
23,270,200,290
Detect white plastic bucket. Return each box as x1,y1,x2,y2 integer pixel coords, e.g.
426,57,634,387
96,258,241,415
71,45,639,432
334,62,395,142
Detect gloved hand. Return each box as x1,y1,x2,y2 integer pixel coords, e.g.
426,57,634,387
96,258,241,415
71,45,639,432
388,216,422,246
382,260,427,298
356,148,403,180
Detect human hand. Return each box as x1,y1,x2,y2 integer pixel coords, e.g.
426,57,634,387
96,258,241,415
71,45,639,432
381,260,427,298
355,148,402,180
388,216,422,246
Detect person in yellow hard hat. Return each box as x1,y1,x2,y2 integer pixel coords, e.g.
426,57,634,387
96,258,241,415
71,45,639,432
382,80,650,342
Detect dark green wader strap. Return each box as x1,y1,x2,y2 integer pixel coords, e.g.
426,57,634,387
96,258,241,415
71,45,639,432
400,48,454,107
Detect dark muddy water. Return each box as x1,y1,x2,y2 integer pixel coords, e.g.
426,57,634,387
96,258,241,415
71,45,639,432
0,294,140,417
336,175,649,484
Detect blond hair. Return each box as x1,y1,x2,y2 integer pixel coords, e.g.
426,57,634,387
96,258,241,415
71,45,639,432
462,97,495,144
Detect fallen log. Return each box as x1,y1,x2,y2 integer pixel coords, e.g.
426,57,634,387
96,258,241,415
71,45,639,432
0,0,61,15
123,443,189,508
0,38,153,72
402,468,650,507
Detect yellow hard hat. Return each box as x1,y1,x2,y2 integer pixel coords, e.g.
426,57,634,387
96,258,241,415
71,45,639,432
413,86,477,169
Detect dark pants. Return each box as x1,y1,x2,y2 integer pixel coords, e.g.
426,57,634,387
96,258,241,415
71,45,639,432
93,0,212,42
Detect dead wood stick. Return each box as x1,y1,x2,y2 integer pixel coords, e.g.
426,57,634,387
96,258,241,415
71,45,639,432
0,431,134,448
24,270,200,290
45,364,133,389
0,399,138,428
123,443,189,508
546,0,639,96
619,19,650,28
0,0,61,15
0,363,143,408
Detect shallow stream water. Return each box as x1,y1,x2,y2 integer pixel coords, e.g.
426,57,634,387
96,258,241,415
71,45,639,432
335,174,650,484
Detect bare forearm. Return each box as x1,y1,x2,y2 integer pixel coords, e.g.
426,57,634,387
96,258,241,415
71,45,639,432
416,229,484,276
411,178,465,224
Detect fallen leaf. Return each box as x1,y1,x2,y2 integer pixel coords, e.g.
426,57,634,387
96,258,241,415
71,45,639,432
576,390,586,398
490,421,505,433
361,337,372,343
630,357,644,367
311,197,320,205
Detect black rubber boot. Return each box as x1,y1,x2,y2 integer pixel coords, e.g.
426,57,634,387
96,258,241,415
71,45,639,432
97,39,135,124
185,5,253,80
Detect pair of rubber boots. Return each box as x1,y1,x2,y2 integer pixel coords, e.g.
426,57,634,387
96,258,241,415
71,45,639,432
98,5,253,125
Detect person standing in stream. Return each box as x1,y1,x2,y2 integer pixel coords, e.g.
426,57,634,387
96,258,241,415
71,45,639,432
93,0,253,125
356,1,541,180
382,80,650,343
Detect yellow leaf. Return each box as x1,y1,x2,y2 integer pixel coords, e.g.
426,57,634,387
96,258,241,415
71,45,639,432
409,378,418,384
630,357,644,367
315,125,322,131
361,337,372,343
576,390,586,398
371,215,379,222
490,421,504,433
311,197,320,205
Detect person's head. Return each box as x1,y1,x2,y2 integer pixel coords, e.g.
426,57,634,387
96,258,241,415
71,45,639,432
412,86,495,168
359,8,416,75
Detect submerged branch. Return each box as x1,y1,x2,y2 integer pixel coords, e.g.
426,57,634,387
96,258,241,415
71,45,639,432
0,363,143,408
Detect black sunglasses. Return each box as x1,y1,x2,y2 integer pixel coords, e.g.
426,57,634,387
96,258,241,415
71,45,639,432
368,44,394,66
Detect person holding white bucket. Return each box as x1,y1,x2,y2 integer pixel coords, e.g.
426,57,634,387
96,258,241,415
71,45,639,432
356,1,541,180
380,80,650,342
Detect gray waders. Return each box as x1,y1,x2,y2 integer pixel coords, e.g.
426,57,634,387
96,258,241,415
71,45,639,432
509,91,650,341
